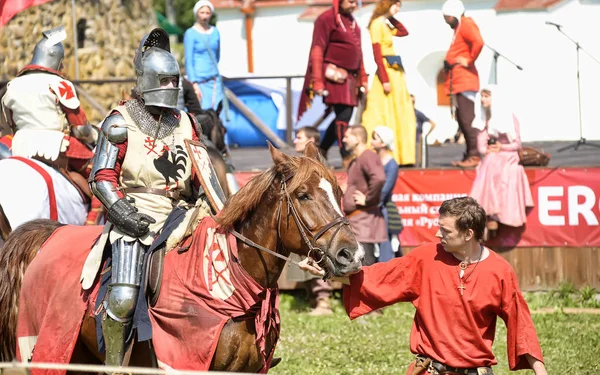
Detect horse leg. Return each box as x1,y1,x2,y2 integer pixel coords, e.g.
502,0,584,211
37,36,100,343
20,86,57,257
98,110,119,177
0,204,12,241
210,318,279,372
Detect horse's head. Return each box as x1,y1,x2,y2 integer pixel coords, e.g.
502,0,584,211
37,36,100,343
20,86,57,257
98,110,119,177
267,142,363,277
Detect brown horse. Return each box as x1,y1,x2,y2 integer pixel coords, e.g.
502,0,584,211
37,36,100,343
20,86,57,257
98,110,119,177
0,142,363,372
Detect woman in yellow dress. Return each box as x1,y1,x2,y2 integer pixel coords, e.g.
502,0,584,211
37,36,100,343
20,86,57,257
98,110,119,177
361,0,417,165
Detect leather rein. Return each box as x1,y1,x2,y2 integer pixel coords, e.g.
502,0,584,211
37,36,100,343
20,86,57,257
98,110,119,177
227,175,349,279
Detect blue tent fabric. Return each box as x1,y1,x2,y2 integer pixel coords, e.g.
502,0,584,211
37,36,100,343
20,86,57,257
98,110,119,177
223,80,285,148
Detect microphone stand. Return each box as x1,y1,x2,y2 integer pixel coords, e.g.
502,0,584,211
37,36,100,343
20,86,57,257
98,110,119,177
485,44,523,84
548,24,600,152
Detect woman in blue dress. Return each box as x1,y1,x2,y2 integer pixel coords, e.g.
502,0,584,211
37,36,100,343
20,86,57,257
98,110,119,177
184,0,224,110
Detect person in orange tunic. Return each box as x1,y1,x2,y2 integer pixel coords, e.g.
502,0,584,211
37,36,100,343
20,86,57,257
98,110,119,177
442,0,484,169
300,196,547,375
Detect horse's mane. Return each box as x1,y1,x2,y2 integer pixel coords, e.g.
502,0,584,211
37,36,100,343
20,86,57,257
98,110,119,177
216,155,338,229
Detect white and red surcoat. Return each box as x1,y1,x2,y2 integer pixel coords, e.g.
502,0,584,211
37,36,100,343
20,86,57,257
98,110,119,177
94,103,203,245
1,65,93,164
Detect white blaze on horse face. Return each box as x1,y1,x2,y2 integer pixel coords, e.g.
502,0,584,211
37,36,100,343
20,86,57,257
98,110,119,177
318,178,343,216
354,242,365,263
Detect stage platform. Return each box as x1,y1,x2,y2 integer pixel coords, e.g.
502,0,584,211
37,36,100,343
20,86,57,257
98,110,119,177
228,141,600,291
228,141,600,171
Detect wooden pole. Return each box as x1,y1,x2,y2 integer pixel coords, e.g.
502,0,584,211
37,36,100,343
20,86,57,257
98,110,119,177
245,16,254,73
285,77,293,144
74,84,108,117
224,87,290,149
311,106,333,128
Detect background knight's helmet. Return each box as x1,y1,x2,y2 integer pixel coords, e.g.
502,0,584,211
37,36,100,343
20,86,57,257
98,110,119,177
133,28,180,109
30,26,66,71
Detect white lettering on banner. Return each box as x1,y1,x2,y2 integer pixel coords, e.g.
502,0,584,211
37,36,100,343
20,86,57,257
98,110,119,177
398,204,429,214
568,186,599,225
392,193,411,202
416,216,439,229
394,192,467,229
538,186,599,226
412,193,467,202
538,187,564,226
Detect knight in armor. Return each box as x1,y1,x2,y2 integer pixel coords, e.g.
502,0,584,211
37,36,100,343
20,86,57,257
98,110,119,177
0,26,98,176
89,28,212,366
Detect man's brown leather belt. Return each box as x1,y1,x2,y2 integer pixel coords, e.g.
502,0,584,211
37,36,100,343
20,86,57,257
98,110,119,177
122,187,181,201
416,355,494,375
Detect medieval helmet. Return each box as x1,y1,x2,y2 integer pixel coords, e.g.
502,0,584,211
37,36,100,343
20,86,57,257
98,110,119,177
30,26,67,71
133,28,180,109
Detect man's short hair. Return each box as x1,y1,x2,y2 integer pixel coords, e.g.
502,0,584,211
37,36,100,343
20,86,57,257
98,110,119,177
297,126,320,147
439,197,486,241
348,125,368,144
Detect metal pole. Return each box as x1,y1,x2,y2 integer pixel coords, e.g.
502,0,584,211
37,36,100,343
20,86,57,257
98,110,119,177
285,77,293,144
575,43,583,148
420,134,429,168
71,0,79,80
165,0,178,46
493,52,499,84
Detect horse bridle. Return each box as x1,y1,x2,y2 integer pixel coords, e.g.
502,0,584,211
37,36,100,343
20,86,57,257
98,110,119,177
228,174,350,279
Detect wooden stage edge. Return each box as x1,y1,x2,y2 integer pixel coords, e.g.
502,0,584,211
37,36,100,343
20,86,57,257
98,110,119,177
277,246,600,292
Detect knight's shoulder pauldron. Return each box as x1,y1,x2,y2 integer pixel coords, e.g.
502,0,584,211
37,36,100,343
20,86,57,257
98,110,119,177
101,112,128,144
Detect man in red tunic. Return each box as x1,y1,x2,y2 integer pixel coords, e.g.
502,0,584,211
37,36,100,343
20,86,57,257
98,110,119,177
442,0,484,168
300,196,547,375
297,0,368,165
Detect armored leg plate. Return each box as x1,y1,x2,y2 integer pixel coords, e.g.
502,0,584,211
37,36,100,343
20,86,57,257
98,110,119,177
102,314,133,368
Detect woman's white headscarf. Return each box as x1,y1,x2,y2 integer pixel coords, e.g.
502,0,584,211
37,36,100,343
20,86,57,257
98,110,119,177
193,0,214,15
373,126,395,151
472,84,517,142
442,0,465,19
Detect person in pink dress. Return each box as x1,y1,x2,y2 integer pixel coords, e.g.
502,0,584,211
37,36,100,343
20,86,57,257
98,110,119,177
469,85,533,237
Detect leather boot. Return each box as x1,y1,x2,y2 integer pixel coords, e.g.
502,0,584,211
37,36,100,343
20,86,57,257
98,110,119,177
451,152,467,166
456,156,480,168
102,314,133,367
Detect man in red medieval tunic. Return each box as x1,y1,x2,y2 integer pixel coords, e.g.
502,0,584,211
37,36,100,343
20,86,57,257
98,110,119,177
298,0,368,165
301,196,547,375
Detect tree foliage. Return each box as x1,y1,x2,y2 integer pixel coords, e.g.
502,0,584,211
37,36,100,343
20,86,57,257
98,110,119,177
153,0,218,33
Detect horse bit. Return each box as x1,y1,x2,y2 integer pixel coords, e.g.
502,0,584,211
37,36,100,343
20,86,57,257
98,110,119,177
228,175,350,279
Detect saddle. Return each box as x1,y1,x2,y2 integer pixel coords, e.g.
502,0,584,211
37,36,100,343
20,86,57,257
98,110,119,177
144,245,165,307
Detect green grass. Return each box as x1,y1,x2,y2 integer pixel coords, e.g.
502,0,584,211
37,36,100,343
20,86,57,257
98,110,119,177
270,291,600,375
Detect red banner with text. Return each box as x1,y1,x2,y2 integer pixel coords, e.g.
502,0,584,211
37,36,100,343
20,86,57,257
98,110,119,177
235,168,600,248
393,168,600,247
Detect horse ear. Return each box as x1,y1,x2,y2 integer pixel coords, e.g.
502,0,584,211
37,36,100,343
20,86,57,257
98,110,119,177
216,101,223,116
303,141,320,160
268,141,290,167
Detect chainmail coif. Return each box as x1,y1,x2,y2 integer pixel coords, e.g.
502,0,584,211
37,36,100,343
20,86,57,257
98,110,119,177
125,99,179,140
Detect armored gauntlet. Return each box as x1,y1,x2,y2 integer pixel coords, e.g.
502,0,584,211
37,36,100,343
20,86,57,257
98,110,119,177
107,198,156,238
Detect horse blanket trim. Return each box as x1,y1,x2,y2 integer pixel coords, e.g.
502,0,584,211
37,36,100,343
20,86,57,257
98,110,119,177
16,225,104,374
149,216,280,372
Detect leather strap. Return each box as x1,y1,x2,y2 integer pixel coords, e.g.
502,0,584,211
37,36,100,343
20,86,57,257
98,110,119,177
417,355,493,375
121,187,181,201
